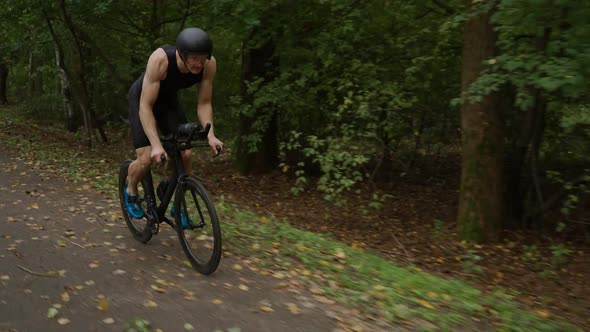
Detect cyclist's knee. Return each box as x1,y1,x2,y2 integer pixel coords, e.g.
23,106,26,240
181,150,192,160
135,146,152,168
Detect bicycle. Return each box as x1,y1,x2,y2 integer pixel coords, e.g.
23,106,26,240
118,123,222,275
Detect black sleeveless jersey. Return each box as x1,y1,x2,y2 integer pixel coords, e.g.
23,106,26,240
129,45,203,106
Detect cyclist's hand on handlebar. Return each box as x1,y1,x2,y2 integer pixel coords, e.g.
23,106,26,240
208,136,224,157
150,145,168,165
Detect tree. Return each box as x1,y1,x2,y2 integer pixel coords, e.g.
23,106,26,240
457,1,503,242
0,63,7,104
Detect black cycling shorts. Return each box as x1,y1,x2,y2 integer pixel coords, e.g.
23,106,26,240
128,93,188,149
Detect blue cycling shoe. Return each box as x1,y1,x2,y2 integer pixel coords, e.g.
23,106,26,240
171,206,193,229
124,185,145,219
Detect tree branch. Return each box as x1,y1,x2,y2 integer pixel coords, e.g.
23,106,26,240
431,0,455,15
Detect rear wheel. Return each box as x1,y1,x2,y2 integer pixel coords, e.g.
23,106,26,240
174,176,222,274
118,159,152,243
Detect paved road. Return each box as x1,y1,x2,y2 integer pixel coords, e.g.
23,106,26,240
0,151,349,332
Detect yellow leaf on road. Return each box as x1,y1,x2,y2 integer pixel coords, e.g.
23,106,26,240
97,298,109,311
233,264,243,271
144,300,158,308
31,203,39,209
150,285,166,293
212,299,223,305
57,318,70,325
536,310,550,318
238,284,249,291
61,292,70,302
286,303,301,314
259,306,274,313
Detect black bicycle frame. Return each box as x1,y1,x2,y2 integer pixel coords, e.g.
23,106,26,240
143,143,187,225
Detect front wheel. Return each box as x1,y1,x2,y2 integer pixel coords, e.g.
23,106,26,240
118,159,153,243
174,176,222,274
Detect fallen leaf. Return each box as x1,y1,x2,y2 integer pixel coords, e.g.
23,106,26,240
112,269,126,276
103,318,115,324
184,291,195,301
61,292,70,302
47,307,59,318
259,306,274,313
144,300,158,308
286,303,301,314
272,272,286,280
151,285,166,293
85,280,95,286
233,264,243,271
57,318,70,325
313,296,335,305
7,217,17,223
89,263,99,269
97,298,109,311
0,275,10,281
184,323,195,330
31,203,39,209
238,284,249,291
418,299,434,309
426,291,438,299
334,248,346,260
212,299,223,305
536,310,550,318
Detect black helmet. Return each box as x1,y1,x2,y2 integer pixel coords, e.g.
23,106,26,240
176,27,213,61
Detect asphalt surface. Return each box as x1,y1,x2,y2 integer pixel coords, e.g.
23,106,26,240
0,150,345,332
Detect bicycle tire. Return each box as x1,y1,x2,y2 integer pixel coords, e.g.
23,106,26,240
174,176,222,274
118,159,153,243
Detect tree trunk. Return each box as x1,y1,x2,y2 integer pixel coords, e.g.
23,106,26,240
235,28,279,175
54,46,77,132
0,63,8,104
59,0,108,146
504,28,552,229
457,2,503,243
28,52,43,98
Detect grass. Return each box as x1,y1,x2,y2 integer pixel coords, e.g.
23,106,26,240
0,108,581,331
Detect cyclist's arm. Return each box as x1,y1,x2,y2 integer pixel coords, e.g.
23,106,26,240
139,49,168,149
197,56,217,138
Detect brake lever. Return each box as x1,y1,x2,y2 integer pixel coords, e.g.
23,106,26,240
157,153,167,168
212,145,222,159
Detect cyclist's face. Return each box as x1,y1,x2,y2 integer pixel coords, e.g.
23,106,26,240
184,53,208,73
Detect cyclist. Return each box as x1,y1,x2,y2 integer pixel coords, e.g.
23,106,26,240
125,27,223,218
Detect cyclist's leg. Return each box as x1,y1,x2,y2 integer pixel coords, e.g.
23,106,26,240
127,92,153,196
159,101,193,176
127,146,151,195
